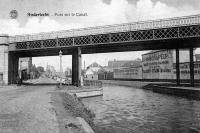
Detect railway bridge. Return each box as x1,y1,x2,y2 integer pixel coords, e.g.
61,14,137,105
1,14,200,86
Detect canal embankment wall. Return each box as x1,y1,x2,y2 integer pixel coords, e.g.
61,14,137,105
53,86,96,133
101,80,200,100
101,80,151,88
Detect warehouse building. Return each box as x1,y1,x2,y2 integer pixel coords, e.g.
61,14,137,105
142,49,193,80
113,59,142,80
112,49,200,81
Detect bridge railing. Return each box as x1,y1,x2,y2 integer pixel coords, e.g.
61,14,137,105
8,14,200,43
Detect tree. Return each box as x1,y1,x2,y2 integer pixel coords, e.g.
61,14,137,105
37,66,44,73
30,65,44,79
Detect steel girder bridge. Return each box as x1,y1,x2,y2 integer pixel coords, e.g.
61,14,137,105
4,14,200,86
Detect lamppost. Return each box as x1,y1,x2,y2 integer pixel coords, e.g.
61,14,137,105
19,60,23,84
19,60,22,79
59,50,63,87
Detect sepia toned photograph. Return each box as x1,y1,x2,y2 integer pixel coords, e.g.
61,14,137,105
0,0,200,132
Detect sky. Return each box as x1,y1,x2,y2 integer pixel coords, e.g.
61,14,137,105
0,0,200,71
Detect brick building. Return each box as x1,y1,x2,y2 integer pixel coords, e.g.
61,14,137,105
113,59,142,80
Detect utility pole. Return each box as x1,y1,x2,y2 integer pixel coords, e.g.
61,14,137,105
59,50,63,87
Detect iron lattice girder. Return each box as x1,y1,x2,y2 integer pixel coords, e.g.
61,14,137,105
179,25,200,37
132,30,153,40
74,36,90,45
92,34,110,44
154,27,178,39
111,32,130,42
15,25,200,50
59,38,73,46
29,41,41,49
43,39,56,47
16,42,27,49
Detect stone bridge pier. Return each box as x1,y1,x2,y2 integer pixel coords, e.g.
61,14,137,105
0,35,9,85
0,35,20,85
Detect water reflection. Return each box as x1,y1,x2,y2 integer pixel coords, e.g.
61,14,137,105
82,85,200,133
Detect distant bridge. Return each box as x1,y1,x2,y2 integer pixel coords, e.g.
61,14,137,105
0,14,200,86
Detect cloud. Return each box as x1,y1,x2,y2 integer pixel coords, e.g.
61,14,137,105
126,0,200,21
0,17,84,35
151,0,200,10
83,0,129,26
0,0,129,35
1,0,200,36
0,17,57,35
25,17,60,33
101,0,112,5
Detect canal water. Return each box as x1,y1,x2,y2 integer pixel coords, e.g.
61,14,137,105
82,84,200,133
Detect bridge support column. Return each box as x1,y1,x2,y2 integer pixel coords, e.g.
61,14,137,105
0,35,9,85
189,48,194,87
8,52,19,84
176,48,180,86
72,47,82,87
